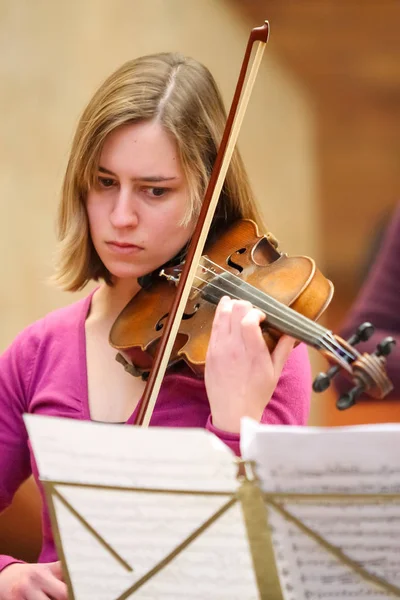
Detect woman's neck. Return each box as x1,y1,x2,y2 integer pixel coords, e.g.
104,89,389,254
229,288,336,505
89,278,141,325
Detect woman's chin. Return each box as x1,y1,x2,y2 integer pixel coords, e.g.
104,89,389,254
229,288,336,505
106,263,154,281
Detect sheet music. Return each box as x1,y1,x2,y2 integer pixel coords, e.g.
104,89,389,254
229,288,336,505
25,415,258,600
241,418,400,600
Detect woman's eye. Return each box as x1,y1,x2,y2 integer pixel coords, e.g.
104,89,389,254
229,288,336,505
146,187,168,198
98,177,116,188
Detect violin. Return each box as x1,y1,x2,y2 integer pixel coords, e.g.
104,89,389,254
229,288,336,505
110,218,395,413
109,21,394,426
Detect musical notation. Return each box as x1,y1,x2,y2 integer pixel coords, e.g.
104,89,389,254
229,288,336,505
25,416,258,599
242,419,400,600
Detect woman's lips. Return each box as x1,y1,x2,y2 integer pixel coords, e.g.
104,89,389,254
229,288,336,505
106,241,142,254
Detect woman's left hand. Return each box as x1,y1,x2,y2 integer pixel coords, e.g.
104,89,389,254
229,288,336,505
205,296,295,433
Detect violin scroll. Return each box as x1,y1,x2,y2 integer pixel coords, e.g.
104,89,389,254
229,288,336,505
313,322,396,410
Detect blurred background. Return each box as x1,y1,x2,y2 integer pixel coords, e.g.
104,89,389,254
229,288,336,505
1,0,399,562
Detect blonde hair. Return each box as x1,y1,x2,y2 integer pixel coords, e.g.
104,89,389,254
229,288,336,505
54,52,270,291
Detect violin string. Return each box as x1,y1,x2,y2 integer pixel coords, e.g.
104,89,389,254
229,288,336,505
189,272,353,370
192,266,354,366
161,259,353,363
197,257,354,359
188,258,355,364
191,263,319,342
194,258,326,342
193,268,336,347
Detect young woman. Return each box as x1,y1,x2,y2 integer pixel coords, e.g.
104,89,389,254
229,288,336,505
0,52,311,598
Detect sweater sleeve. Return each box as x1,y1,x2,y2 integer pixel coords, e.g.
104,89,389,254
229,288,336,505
0,330,35,571
334,203,400,399
206,343,311,455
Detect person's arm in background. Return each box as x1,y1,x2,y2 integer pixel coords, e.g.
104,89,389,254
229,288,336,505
334,202,400,399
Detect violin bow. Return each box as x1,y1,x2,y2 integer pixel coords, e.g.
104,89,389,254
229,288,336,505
134,22,270,426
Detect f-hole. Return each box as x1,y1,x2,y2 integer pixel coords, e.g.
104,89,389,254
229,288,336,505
155,304,201,331
155,313,169,331
227,247,246,272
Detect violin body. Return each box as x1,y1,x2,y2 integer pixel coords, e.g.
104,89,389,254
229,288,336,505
109,219,334,375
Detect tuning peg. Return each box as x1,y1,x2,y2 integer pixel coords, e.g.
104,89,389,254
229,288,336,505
313,366,340,392
336,384,364,410
375,336,396,357
347,322,375,346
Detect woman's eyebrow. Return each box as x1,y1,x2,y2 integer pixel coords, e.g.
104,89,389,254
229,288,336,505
98,166,178,182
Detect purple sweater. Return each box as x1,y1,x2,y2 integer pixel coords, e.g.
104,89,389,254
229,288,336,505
335,203,400,399
0,292,311,572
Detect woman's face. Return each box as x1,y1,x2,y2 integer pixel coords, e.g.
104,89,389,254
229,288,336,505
87,120,195,282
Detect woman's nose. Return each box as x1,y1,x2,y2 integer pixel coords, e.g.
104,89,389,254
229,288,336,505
110,189,138,229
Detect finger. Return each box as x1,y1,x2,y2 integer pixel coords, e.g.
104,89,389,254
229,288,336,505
41,563,68,600
230,300,253,341
271,335,296,375
47,562,64,581
211,295,232,339
240,308,267,353
26,590,49,600
41,576,69,600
